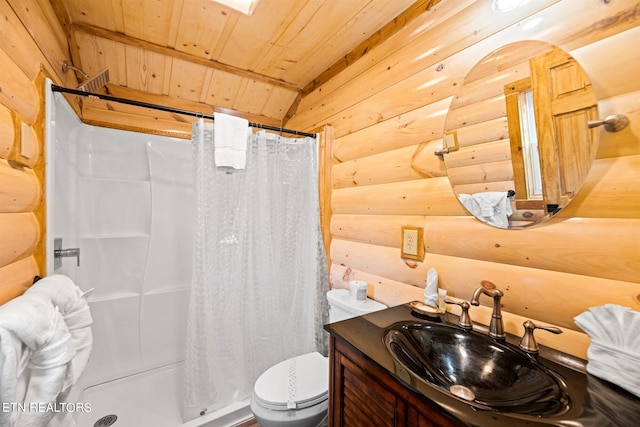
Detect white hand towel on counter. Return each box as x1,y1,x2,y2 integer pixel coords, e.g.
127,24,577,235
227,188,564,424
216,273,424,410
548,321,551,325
574,304,640,398
214,112,250,169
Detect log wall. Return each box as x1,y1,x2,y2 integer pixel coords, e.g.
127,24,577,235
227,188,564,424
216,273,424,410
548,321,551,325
0,0,77,304
288,0,640,359
1,0,638,359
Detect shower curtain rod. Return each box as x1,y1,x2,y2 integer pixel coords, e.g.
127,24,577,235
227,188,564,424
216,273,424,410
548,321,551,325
50,84,317,139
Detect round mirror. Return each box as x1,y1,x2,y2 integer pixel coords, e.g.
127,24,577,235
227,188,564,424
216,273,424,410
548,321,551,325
442,41,599,229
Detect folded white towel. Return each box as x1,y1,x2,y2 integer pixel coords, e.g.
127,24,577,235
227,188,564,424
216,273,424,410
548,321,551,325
21,309,73,427
27,275,93,387
458,191,513,229
0,292,74,427
213,112,250,169
575,304,640,397
424,268,438,308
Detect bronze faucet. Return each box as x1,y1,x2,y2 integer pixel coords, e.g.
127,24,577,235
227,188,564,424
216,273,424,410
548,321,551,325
471,286,505,340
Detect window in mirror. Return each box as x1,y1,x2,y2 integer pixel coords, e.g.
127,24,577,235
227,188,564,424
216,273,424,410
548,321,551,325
505,78,545,210
519,89,543,200
507,82,545,202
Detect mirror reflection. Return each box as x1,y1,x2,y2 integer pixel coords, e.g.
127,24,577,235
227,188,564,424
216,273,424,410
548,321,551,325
443,41,599,229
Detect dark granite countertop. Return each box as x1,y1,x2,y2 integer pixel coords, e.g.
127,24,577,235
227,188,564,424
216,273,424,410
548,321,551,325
325,303,640,427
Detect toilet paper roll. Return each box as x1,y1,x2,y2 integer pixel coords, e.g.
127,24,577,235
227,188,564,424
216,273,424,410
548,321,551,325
349,281,368,303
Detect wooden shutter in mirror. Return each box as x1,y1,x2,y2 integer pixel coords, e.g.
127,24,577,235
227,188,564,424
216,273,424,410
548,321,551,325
530,49,598,212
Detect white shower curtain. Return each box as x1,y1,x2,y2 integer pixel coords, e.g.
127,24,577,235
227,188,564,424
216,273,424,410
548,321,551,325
184,119,329,420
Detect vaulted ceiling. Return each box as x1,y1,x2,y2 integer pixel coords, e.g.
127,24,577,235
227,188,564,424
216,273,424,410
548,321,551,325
53,0,427,128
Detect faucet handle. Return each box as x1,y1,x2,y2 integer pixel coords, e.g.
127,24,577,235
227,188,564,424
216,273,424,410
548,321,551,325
445,299,473,330
519,320,562,354
54,247,81,267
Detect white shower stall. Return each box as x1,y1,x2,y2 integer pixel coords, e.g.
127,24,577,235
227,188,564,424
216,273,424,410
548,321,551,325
45,82,252,426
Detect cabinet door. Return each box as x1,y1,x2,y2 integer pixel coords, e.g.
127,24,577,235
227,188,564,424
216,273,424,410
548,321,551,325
408,406,452,427
339,352,402,426
329,336,463,427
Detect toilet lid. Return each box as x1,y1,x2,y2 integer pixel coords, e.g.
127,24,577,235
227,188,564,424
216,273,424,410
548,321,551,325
254,352,328,411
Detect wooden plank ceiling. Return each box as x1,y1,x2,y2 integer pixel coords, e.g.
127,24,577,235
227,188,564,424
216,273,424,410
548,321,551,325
54,0,418,127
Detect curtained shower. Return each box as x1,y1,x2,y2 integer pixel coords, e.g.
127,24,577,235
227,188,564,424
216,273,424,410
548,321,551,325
47,82,329,425
184,119,329,421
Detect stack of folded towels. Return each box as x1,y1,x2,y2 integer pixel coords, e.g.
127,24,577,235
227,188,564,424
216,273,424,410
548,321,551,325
0,275,93,427
574,304,640,398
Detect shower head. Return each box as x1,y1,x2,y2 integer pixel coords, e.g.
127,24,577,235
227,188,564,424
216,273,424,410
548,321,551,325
61,60,110,92
76,68,110,92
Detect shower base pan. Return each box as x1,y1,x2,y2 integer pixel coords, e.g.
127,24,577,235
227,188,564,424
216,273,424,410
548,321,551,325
74,363,252,427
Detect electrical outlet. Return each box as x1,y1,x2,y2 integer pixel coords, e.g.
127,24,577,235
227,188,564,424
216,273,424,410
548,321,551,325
403,229,418,256
401,226,424,261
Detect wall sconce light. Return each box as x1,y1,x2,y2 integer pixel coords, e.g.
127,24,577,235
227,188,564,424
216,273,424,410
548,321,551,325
211,0,260,15
434,130,459,159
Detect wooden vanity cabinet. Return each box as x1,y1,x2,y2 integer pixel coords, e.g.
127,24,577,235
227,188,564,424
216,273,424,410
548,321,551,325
329,335,464,427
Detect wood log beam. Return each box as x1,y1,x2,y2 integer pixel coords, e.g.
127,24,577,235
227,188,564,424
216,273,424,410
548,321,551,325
72,22,302,93
75,83,283,138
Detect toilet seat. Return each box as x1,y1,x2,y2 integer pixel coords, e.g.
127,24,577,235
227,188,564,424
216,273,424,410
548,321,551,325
254,352,328,411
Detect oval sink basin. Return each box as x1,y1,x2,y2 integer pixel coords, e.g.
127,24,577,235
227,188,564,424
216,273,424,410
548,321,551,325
384,321,570,416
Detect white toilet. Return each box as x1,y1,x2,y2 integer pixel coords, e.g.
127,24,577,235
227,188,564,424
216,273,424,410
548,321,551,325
250,288,387,427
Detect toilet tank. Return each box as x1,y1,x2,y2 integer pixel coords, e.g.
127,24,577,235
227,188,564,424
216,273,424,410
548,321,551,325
326,289,387,323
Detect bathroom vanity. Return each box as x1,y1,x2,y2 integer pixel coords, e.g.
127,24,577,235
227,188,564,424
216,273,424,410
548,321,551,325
328,330,462,426
325,303,640,427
